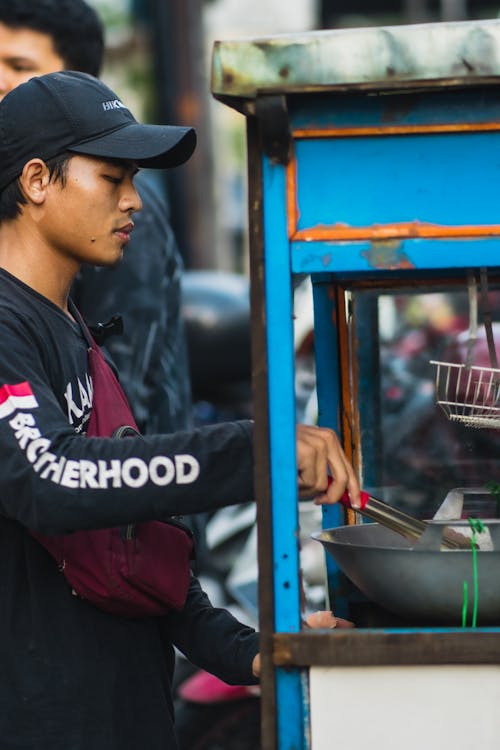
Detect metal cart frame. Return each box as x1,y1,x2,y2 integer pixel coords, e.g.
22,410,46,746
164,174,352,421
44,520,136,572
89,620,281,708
212,19,500,750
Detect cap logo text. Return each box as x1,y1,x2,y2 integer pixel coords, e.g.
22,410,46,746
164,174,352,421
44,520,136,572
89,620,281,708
102,99,126,111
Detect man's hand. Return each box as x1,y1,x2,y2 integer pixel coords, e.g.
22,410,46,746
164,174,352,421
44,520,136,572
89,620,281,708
296,424,361,508
252,653,260,678
304,610,355,629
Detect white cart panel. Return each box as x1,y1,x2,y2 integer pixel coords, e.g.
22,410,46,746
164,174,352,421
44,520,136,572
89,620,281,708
310,665,500,749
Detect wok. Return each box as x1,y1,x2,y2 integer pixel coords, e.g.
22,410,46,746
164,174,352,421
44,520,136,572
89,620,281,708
313,519,500,625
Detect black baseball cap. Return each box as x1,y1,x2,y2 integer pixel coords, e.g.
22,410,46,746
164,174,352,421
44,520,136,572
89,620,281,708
0,70,197,192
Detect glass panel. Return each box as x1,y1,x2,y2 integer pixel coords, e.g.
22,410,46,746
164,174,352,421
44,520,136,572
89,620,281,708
354,285,500,520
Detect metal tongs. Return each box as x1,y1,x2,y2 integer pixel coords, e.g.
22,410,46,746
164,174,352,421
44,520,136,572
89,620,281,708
340,490,471,550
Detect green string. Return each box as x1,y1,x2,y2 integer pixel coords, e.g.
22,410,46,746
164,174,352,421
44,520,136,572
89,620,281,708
461,518,485,628
461,581,468,628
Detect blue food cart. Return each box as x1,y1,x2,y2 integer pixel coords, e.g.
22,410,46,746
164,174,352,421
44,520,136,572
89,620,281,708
212,18,500,750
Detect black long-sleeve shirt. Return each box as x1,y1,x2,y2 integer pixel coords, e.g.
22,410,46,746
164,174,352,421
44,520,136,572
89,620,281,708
0,268,259,750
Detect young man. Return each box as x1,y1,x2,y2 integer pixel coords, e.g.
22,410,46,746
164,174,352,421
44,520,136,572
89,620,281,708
0,71,359,749
0,0,193,436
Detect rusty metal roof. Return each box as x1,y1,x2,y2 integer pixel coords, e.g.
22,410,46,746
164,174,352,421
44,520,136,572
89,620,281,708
211,19,500,107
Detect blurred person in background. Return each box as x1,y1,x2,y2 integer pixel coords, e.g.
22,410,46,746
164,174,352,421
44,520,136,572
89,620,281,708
0,0,193,437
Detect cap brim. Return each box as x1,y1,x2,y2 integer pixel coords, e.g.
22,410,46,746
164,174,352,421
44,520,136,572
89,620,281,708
68,122,196,168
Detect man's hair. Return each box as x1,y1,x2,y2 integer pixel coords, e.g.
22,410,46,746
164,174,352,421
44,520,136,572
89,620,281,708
0,152,72,222
0,0,104,77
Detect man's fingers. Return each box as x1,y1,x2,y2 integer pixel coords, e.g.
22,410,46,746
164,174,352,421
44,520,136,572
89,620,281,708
296,423,361,506
252,653,261,678
297,432,327,494
303,610,356,629
325,464,361,508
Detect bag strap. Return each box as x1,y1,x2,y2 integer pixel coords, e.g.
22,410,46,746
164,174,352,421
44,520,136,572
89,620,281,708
69,300,94,350
69,302,139,435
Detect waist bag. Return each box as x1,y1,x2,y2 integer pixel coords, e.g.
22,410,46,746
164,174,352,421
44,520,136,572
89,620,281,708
31,327,194,618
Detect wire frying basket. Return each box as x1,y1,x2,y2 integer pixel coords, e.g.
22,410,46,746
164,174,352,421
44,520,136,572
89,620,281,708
430,269,500,429
429,360,500,428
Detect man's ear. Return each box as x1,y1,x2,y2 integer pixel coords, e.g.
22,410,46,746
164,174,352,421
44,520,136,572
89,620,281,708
18,159,51,205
